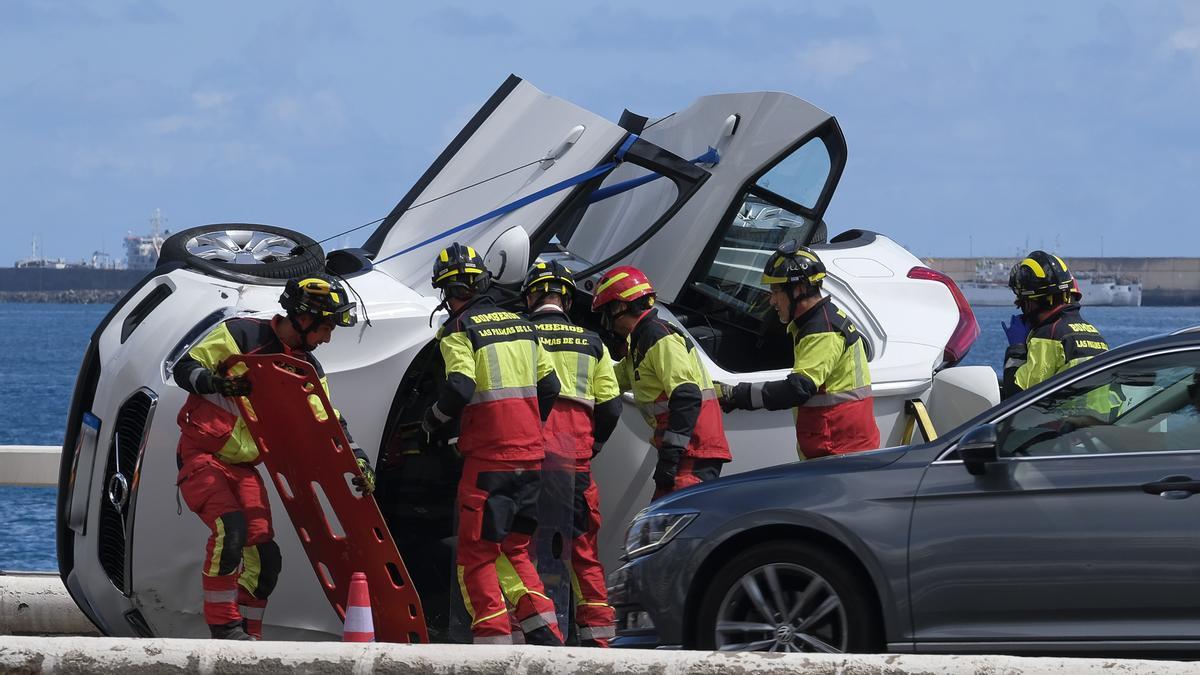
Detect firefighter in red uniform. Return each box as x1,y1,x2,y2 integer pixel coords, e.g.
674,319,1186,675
172,275,374,640
591,266,731,499
420,243,565,646
718,242,879,458
521,260,621,646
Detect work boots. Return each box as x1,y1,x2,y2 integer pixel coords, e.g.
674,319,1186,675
209,620,256,640
523,625,565,647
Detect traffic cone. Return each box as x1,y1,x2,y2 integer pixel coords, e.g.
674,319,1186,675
343,572,375,642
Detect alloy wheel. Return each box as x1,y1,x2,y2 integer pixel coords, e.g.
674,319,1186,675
713,562,848,653
184,230,300,265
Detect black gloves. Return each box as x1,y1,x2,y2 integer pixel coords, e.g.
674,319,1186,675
653,446,683,491
197,370,252,397
421,405,451,441
215,375,252,397
710,381,758,413
353,457,376,495
717,381,756,413
591,442,604,459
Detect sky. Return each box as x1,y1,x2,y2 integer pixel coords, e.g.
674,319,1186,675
1,0,1198,266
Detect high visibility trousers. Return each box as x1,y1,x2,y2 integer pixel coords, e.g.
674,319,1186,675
455,456,562,644
652,457,725,501
570,464,614,646
178,458,281,637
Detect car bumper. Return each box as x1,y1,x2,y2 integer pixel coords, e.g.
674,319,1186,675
607,537,702,648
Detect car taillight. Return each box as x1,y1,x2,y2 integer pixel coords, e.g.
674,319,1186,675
907,266,980,367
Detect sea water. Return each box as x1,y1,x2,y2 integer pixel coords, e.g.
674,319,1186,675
2,303,1199,572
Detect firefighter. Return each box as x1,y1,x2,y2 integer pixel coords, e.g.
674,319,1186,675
521,260,621,647
1001,250,1110,400
717,242,880,458
420,243,565,646
591,265,730,500
172,275,374,641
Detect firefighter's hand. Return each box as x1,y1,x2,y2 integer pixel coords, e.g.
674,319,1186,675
353,457,376,495
1002,313,1028,346
421,405,450,441
591,442,604,459
214,374,251,397
653,446,682,491
652,461,677,492
717,381,754,412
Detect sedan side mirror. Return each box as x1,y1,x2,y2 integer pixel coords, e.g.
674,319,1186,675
958,423,999,476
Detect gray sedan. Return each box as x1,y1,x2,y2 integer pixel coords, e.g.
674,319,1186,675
609,330,1200,655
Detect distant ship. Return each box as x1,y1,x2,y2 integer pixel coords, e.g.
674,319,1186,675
123,208,167,270
2,210,168,297
956,259,1142,307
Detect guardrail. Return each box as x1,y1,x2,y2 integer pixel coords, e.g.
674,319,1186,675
0,445,60,487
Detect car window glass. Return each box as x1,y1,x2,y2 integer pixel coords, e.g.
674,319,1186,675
756,137,831,209
996,351,1200,458
674,135,837,373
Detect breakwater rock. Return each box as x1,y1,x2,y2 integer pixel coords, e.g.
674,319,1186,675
0,289,125,304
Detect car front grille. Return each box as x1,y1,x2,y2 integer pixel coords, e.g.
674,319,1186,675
97,389,157,594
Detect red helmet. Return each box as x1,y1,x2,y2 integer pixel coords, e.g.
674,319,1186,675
592,265,655,311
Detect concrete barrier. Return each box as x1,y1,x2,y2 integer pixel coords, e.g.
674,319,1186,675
0,574,97,637
0,446,60,487
0,636,1195,674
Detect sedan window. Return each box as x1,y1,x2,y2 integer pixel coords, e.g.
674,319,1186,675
996,351,1200,458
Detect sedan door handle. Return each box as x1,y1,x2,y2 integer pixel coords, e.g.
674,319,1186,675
1141,475,1200,499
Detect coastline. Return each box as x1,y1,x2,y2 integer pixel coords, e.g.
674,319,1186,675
0,290,124,304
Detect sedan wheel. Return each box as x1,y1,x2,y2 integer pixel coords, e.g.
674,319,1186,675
714,562,847,653
695,541,881,653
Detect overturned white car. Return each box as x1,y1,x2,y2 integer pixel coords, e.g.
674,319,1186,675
56,75,998,640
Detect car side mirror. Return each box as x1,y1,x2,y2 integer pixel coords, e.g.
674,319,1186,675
484,225,530,285
958,423,999,476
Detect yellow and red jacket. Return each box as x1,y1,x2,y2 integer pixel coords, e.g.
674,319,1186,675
529,307,622,462
614,309,730,462
1002,304,1109,400
435,297,561,461
750,297,878,459
172,315,355,469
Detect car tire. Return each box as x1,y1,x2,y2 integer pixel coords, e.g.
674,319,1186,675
158,224,325,281
694,541,881,653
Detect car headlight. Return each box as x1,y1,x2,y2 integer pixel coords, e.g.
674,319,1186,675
623,511,697,559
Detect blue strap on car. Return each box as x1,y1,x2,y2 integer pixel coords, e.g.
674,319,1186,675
587,146,719,204
375,135,640,264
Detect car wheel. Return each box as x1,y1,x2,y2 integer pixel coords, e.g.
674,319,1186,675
158,224,325,281
695,541,881,653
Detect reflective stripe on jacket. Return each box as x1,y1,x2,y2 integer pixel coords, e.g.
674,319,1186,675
172,316,348,466
437,297,559,461
530,308,622,460
614,309,730,460
747,297,878,459
1001,304,1109,400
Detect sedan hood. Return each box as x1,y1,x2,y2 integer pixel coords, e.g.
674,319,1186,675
649,445,911,509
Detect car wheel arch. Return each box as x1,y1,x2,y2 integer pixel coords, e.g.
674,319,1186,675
681,523,886,650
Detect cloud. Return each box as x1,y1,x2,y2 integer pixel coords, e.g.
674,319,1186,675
262,90,347,141
145,90,235,136
1166,26,1200,53
794,38,875,83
